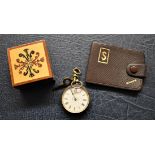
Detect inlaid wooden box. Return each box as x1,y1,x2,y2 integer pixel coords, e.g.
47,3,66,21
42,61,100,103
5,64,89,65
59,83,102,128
7,40,54,87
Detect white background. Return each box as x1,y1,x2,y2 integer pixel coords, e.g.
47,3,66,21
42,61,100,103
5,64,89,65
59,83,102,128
0,0,155,34
0,0,155,155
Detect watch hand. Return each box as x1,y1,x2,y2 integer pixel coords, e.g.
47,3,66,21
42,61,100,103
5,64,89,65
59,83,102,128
70,88,77,101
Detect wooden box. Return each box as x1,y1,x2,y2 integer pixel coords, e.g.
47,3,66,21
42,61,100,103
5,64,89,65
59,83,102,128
7,40,54,87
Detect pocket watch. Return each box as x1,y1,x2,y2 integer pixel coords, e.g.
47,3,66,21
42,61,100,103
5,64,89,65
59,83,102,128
61,68,90,113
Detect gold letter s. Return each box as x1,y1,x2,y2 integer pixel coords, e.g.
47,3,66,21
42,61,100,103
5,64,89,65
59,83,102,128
101,51,107,61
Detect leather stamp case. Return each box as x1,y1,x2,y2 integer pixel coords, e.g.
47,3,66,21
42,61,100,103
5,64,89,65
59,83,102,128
86,42,146,91
7,40,54,87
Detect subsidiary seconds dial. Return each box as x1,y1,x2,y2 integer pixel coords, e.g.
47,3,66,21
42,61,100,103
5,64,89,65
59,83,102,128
62,85,90,113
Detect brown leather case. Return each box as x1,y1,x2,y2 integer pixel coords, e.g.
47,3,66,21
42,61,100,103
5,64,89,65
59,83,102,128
86,42,146,91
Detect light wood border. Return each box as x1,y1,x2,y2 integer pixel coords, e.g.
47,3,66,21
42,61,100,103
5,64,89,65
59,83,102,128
7,40,54,87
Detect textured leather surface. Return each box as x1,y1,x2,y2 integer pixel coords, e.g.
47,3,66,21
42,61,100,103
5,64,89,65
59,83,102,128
86,42,145,91
127,64,146,78
0,34,155,120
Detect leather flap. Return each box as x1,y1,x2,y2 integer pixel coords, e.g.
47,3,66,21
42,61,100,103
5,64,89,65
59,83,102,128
127,64,146,78
86,42,146,91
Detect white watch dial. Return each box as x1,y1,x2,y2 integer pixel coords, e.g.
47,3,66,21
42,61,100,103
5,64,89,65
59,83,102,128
62,85,90,113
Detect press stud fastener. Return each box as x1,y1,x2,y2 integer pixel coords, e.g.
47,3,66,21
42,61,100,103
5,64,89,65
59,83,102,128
130,65,138,74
